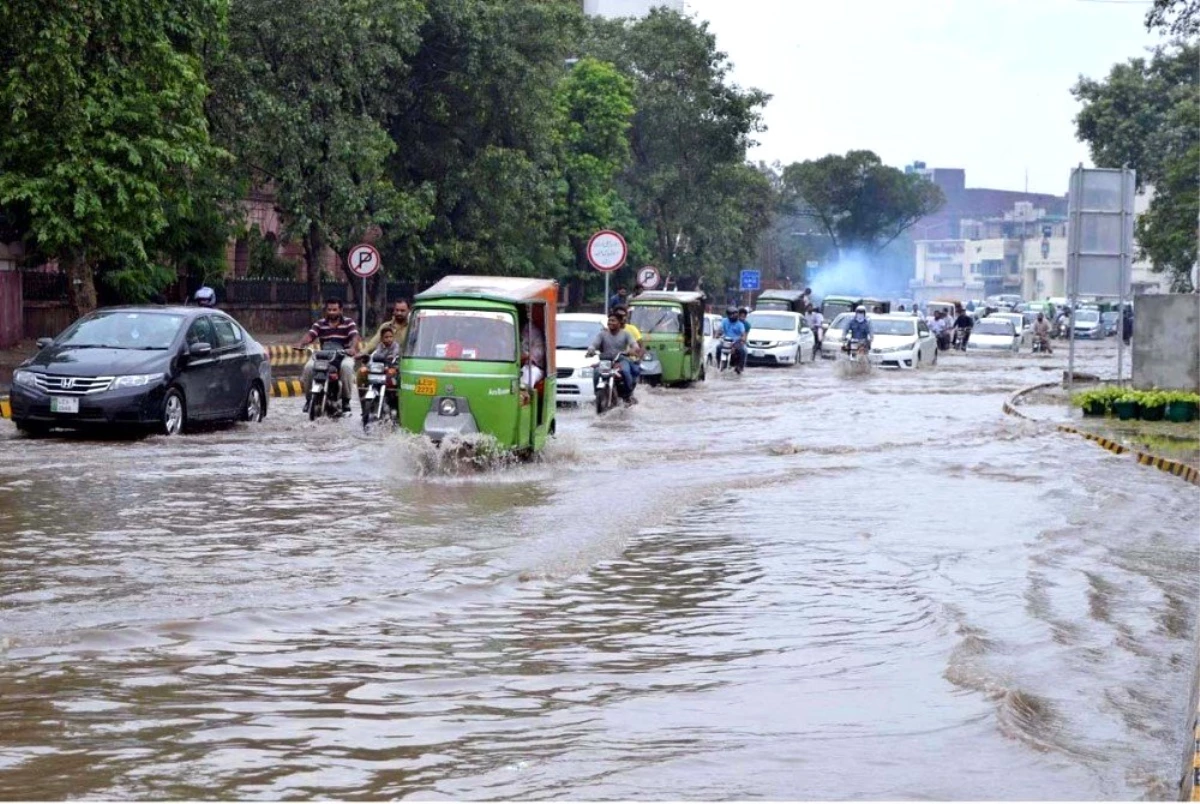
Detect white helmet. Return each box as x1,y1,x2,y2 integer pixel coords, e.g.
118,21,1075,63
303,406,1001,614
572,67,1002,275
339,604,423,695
194,286,216,307
855,305,867,313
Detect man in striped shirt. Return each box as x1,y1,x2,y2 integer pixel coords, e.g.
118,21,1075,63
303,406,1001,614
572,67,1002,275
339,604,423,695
296,298,360,413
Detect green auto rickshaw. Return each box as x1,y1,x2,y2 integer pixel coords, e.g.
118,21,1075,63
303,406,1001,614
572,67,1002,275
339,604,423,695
399,276,557,457
628,291,707,386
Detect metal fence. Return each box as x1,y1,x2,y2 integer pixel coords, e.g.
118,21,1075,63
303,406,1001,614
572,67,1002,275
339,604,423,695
21,269,67,302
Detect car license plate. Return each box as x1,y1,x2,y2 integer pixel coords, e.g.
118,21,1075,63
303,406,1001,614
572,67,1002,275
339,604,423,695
415,377,437,396
368,373,385,383
51,396,79,414
750,349,765,357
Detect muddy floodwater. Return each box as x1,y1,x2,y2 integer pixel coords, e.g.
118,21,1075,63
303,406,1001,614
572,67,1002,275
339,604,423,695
1,340,1197,800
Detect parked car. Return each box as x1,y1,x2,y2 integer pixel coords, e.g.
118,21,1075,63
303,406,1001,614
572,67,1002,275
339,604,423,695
703,313,723,366
554,313,606,405
866,314,938,368
10,306,271,436
744,311,814,366
967,318,1020,353
1072,309,1105,340
820,312,854,359
1100,311,1120,337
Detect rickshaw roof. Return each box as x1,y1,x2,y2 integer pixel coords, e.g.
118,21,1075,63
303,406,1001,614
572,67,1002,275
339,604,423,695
418,275,558,304
758,289,806,300
630,291,706,305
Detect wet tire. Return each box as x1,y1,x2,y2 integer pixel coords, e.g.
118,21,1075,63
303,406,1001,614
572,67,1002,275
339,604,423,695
160,388,187,436
14,420,49,437
242,383,266,423
309,393,322,421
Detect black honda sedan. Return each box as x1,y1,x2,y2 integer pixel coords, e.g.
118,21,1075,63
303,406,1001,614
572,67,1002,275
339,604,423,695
10,306,271,436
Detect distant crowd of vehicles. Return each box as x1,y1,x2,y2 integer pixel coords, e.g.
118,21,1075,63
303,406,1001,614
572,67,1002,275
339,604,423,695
7,276,1130,461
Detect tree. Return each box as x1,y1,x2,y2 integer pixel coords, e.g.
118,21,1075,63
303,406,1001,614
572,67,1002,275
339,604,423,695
0,0,228,314
582,9,774,289
1073,42,1198,291
1146,0,1200,36
385,0,584,287
209,0,430,314
553,57,645,302
780,150,944,255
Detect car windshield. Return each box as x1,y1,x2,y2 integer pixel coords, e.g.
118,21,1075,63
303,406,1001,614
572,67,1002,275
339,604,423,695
829,313,852,331
1076,310,1100,324
746,313,795,331
630,305,682,333
557,320,603,349
871,319,916,336
1101,312,1119,323
975,320,1014,335
755,300,790,311
823,301,853,318
407,309,516,361
57,311,184,349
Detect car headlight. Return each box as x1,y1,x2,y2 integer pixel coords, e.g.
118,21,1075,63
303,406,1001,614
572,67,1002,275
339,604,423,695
880,344,911,353
438,397,458,416
13,369,37,387
112,373,165,389
579,367,594,378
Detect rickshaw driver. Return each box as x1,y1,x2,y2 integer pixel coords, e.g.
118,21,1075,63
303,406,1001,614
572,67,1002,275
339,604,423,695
585,313,638,403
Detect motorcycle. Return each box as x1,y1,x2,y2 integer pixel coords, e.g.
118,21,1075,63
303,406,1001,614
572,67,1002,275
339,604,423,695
357,357,399,430
935,330,951,352
843,338,868,363
1032,336,1051,354
302,343,351,421
952,327,971,351
594,352,630,415
717,338,737,373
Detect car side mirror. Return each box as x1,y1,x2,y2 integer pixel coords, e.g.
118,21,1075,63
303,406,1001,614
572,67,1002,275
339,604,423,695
36,337,53,349
189,342,213,358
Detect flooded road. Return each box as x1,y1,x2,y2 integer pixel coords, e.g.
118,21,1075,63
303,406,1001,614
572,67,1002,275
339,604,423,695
1,340,1197,800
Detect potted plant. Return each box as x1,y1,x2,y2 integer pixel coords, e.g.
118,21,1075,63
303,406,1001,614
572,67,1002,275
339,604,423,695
1165,391,1200,423
1072,389,1107,417
1139,390,1167,421
1112,393,1141,421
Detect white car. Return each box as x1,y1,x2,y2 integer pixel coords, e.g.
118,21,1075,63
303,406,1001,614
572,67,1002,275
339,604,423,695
820,312,853,359
985,312,1031,348
744,311,815,366
967,318,1020,353
555,313,606,404
703,313,723,365
866,314,938,368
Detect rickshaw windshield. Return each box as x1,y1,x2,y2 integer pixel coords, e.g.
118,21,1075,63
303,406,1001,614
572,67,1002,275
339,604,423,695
630,305,682,334
407,309,516,361
756,300,789,311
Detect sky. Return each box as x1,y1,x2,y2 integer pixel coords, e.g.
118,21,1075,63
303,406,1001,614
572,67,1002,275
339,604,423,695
684,0,1169,195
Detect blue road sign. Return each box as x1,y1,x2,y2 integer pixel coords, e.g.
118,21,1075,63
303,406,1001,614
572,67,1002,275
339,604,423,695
740,269,760,291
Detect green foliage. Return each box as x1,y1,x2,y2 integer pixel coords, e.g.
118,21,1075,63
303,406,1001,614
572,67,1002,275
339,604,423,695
582,8,773,289
0,0,228,311
1145,0,1200,36
780,151,945,254
1072,42,1199,292
243,229,300,279
1073,386,1199,413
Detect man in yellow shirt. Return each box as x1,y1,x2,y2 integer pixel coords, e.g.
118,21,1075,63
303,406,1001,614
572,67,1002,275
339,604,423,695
360,299,410,355
614,306,644,390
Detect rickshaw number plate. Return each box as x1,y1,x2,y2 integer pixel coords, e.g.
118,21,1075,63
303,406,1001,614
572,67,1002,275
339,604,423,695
415,377,437,396
368,373,385,383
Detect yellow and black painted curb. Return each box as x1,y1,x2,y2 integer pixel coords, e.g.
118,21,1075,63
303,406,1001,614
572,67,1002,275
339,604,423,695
1,382,306,419
266,344,307,367
1189,708,1199,801
1002,381,1060,420
271,379,305,398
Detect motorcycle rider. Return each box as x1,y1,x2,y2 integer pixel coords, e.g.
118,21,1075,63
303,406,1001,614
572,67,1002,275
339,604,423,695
194,286,217,308
738,306,752,337
842,305,872,355
1054,307,1071,339
586,313,638,405
1032,312,1052,353
359,299,410,356
296,297,360,414
930,310,950,351
717,306,748,373
613,306,645,385
953,307,974,350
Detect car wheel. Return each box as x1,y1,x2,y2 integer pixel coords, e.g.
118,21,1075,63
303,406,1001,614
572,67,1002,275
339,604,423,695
242,383,266,423
14,420,49,437
161,388,187,436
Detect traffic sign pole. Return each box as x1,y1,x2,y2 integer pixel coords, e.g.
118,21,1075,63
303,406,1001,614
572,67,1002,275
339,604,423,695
586,229,627,315
347,243,383,333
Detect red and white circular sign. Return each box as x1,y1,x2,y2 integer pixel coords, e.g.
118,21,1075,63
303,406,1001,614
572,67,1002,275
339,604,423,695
347,243,382,278
586,230,627,273
637,265,661,290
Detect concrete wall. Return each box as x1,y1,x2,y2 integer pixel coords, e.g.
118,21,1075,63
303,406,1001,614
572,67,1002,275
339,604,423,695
1132,293,1200,392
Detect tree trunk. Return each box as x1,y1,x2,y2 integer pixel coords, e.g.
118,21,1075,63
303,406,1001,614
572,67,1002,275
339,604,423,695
303,225,324,317
65,253,98,317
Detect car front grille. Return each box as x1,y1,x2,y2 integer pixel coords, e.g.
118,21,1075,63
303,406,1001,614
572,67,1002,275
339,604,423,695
33,375,115,395
556,367,573,379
